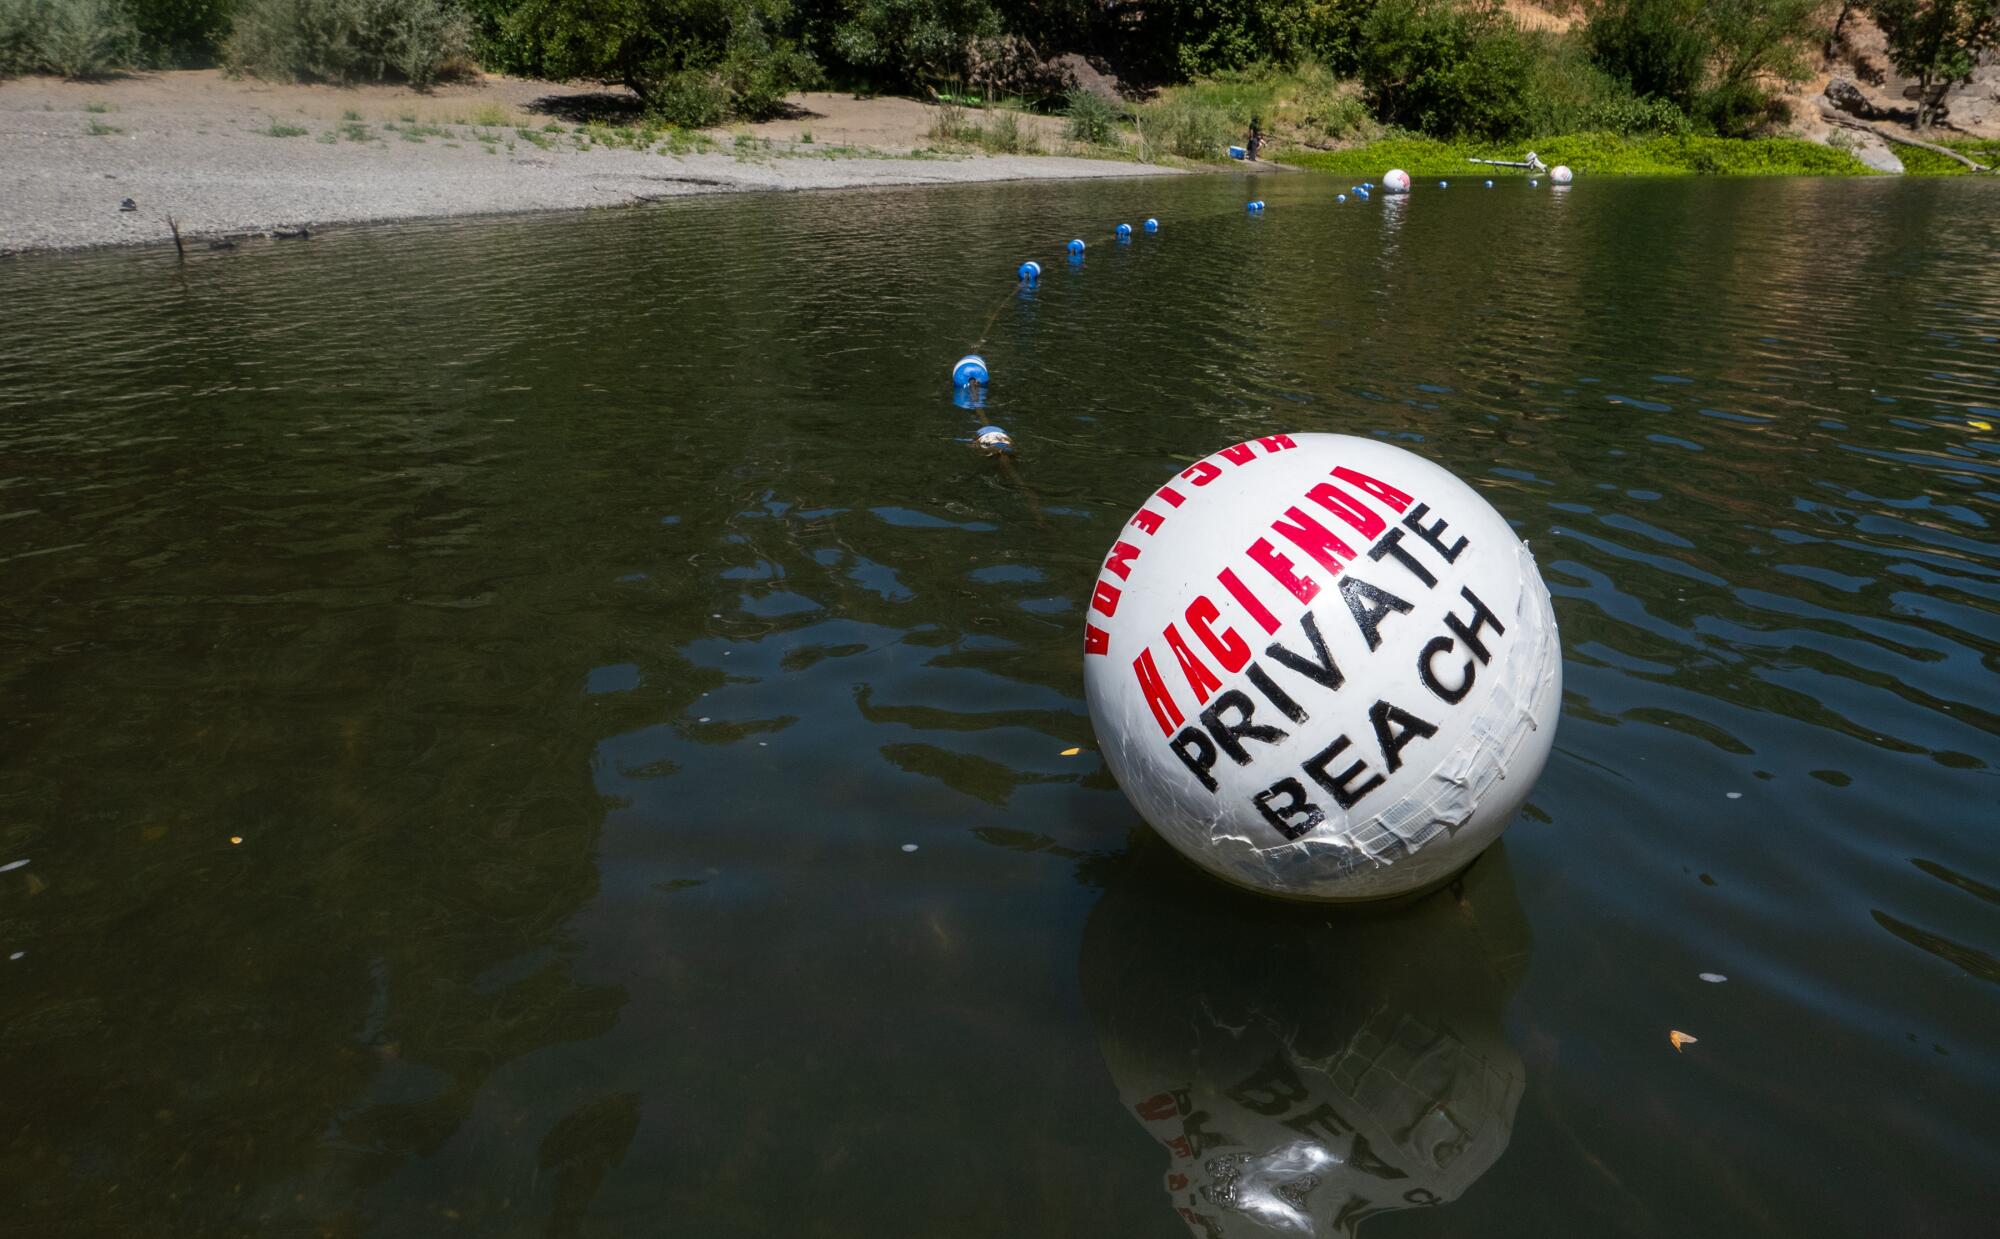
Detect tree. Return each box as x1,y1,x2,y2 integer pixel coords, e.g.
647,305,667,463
1868,0,2000,129
1585,0,1824,133
503,0,812,124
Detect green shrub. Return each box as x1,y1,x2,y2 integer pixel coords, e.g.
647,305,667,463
126,0,234,65
225,0,472,85
1062,86,1121,144
0,0,139,76
503,0,809,124
1281,131,1872,176
1139,92,1233,159
827,0,997,88
1358,0,1532,140
1584,0,1821,135
652,69,729,127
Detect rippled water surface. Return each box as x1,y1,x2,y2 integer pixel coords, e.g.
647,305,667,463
3,174,1997,1237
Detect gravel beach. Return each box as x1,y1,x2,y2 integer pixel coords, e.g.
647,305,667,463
0,72,1182,255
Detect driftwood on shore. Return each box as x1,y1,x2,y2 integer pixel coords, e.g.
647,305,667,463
1821,112,1994,172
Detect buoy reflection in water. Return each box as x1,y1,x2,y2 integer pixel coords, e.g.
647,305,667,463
1082,839,1530,1237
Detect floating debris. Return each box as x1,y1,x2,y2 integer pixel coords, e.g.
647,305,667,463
1669,1030,1699,1051
900,844,918,853
1699,973,1727,983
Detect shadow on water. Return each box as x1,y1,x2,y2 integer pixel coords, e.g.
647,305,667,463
1082,838,1530,1238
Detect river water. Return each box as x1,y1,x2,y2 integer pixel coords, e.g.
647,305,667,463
2,173,1996,1236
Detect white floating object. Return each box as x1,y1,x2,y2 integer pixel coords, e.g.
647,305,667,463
0,859,26,873
975,425,1014,455
1726,791,1742,799
1336,194,1346,203
1550,164,1574,184
952,353,988,387
1081,434,1562,901
901,844,919,853
1699,972,1727,983
7,951,21,961
1383,168,1412,193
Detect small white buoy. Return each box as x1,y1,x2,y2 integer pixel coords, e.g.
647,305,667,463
1018,260,1040,283
1144,218,1159,233
1067,238,1086,255
1550,164,1574,185
952,353,989,387
901,844,918,853
1383,169,1411,193
1081,433,1562,901
975,425,1014,455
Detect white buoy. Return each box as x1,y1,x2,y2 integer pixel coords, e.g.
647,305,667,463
952,354,988,387
1383,168,1412,193
975,425,1013,454
1550,164,1574,185
1080,433,1561,901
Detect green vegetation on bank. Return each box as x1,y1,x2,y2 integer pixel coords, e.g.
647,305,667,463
2,0,1996,175
1282,131,2000,175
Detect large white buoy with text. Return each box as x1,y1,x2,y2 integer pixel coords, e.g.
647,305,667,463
1550,164,1574,184
1383,168,1412,193
1081,434,1561,901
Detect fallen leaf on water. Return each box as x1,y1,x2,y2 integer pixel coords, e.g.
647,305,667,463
1972,420,1993,431
229,836,243,845
1669,1030,1698,1052
1060,747,1082,757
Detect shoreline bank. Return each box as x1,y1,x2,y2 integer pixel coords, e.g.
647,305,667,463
0,72,1185,256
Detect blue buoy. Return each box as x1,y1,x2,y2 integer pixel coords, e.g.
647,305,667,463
1067,238,1085,255
1247,200,1265,213
1143,218,1159,233
1364,182,1374,189
1017,260,1040,284
952,354,989,388
1439,180,1448,188
1529,179,1539,187
1357,187,1370,199
1115,223,1132,239
975,425,1014,455
1485,179,1494,188
1336,193,1346,203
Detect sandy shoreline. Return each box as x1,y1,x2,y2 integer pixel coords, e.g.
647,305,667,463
0,72,1183,256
